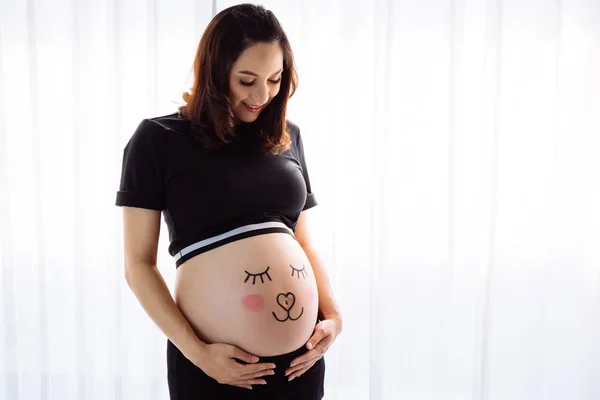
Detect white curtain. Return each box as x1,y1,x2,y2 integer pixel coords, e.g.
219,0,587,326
1,0,599,399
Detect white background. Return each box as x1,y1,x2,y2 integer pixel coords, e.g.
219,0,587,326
1,0,599,399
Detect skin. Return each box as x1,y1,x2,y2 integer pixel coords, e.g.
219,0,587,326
242,294,265,312
228,41,283,124
122,208,277,390
228,42,343,380
284,211,343,381
122,42,342,388
122,205,342,386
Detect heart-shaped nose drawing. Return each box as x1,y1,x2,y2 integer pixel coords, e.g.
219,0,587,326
277,293,296,311
273,291,304,322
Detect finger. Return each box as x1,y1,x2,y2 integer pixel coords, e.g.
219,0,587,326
232,384,253,390
305,327,328,350
288,360,317,381
234,378,267,386
231,347,260,363
289,349,318,369
285,354,321,376
239,362,277,375
289,342,328,368
240,368,276,379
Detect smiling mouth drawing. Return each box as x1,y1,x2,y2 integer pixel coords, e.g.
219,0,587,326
272,292,304,322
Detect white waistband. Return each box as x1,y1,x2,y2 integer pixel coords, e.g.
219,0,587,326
174,221,293,261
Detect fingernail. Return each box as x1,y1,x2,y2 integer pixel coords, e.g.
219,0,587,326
270,364,276,369
307,342,313,350
288,376,294,381
251,356,259,362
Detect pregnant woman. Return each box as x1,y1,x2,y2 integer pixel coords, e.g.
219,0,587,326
115,4,342,399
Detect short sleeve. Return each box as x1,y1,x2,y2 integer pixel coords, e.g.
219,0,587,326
115,119,166,211
293,125,318,211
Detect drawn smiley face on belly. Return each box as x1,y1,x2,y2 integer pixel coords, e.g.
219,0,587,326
241,264,308,322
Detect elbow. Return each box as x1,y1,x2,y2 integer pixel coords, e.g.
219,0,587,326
124,263,135,286
123,260,150,285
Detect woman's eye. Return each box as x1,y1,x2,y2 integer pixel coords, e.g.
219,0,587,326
239,78,281,87
244,266,273,284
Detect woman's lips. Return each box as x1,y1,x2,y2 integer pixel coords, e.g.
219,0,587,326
244,103,263,112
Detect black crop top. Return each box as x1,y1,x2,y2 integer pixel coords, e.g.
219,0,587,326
115,112,317,266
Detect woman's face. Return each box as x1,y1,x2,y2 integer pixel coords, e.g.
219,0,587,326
229,41,284,124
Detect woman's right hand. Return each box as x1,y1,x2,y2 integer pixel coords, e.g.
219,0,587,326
191,342,276,389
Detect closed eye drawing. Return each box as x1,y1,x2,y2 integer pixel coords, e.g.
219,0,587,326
244,266,272,284
290,264,307,279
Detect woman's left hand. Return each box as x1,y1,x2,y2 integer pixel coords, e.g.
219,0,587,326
285,317,342,381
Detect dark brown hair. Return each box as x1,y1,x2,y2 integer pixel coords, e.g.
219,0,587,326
178,3,298,153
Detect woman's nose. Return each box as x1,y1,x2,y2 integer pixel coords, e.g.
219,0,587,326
252,85,269,104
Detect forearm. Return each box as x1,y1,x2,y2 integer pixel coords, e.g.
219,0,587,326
125,264,206,359
304,246,342,331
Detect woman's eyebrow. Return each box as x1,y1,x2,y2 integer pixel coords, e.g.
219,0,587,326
237,68,283,77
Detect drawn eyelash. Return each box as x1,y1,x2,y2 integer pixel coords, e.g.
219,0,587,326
244,266,272,284
290,264,308,279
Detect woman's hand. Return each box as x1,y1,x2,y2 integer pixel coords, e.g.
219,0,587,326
285,317,342,381
191,343,276,389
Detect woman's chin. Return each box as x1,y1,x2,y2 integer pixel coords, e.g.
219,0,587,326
238,113,260,123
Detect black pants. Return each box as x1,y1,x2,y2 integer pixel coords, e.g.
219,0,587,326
167,339,325,400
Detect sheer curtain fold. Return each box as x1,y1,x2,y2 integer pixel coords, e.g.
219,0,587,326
1,0,599,399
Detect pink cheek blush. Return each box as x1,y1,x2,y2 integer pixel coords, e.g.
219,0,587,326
242,294,265,312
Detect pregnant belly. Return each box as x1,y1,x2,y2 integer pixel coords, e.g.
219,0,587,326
173,232,320,357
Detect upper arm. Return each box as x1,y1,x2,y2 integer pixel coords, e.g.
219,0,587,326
122,206,161,271
294,209,314,250
115,119,166,271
